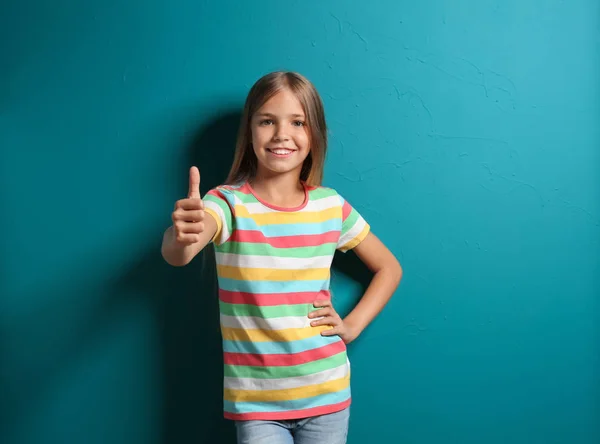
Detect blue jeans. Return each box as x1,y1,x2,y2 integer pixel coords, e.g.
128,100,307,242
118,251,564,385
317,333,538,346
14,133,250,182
235,408,350,444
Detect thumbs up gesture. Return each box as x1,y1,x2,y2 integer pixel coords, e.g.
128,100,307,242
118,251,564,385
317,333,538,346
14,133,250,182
172,166,205,245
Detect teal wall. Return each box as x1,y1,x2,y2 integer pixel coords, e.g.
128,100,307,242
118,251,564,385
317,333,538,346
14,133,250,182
2,1,599,443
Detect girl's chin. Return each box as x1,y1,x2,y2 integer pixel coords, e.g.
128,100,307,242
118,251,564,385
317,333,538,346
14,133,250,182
257,162,305,177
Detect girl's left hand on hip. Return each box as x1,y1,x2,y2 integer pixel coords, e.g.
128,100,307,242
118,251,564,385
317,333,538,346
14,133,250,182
309,299,359,344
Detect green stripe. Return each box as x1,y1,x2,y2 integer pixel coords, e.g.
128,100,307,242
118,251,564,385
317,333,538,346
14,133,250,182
204,194,228,211
220,302,313,318
204,194,233,231
342,208,360,230
224,352,347,379
217,242,337,258
308,187,339,200
231,191,259,204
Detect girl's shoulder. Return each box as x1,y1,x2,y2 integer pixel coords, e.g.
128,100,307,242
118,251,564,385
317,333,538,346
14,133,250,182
209,182,247,196
307,184,346,204
216,182,244,191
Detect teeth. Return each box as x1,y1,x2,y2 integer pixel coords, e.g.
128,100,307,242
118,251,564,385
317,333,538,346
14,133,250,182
271,149,292,155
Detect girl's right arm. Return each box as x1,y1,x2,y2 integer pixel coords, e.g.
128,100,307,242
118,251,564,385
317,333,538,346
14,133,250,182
161,166,218,267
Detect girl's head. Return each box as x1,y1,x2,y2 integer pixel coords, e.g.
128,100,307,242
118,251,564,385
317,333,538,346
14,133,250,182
226,71,327,186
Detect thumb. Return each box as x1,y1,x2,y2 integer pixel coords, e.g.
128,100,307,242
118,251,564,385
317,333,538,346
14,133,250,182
188,166,201,199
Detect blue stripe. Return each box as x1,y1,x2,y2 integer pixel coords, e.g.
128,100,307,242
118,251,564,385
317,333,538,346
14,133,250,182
223,334,342,354
225,387,351,414
218,278,330,294
235,217,341,237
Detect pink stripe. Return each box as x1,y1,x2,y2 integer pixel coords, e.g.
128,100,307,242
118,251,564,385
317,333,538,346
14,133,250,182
219,290,330,306
237,183,253,195
206,189,236,214
224,342,346,367
206,189,226,199
341,200,352,221
238,182,316,195
231,230,340,248
224,399,351,421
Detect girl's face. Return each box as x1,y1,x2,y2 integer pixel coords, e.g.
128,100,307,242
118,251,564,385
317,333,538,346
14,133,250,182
251,88,310,180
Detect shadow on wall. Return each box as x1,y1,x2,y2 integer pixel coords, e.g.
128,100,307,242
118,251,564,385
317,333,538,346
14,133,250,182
117,110,240,443
331,248,373,349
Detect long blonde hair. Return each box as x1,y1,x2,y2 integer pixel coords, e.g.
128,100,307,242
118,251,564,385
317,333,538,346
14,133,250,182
226,71,327,187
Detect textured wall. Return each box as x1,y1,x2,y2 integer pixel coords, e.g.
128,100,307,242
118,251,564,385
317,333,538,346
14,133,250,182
2,0,599,443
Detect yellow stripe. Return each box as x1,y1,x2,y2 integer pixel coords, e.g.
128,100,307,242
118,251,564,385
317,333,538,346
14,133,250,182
341,224,370,251
225,375,350,402
235,205,340,225
217,265,330,281
204,208,222,243
221,325,331,342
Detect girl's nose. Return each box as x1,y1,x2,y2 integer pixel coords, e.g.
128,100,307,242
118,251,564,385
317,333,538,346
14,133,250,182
273,127,289,142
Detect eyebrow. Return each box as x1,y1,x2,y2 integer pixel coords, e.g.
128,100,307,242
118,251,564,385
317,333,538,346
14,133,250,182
256,112,305,118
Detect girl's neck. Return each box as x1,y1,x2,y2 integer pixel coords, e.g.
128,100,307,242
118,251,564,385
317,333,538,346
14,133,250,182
249,170,305,209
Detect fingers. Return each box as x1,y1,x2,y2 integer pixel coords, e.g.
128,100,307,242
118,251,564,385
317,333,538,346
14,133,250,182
175,198,204,211
188,166,201,199
309,301,337,328
173,220,205,244
321,326,341,336
309,300,342,334
310,315,340,328
308,307,333,319
173,221,205,233
309,304,341,329
172,199,205,244
175,232,201,244
173,208,204,222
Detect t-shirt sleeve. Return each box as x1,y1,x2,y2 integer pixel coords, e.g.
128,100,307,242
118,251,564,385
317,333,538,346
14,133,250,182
202,187,234,246
336,194,370,252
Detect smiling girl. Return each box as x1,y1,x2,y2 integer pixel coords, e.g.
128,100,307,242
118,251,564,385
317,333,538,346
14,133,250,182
161,71,403,444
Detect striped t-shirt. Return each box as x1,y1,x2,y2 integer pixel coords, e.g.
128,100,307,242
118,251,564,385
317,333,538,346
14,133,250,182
202,181,370,421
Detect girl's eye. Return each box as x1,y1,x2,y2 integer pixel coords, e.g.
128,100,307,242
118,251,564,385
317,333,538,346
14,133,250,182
292,120,305,127
260,119,273,126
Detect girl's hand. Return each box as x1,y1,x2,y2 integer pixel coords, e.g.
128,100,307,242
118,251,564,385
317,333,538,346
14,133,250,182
308,300,360,344
172,166,205,245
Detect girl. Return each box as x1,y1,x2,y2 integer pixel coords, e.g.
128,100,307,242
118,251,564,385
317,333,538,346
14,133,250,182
161,71,402,444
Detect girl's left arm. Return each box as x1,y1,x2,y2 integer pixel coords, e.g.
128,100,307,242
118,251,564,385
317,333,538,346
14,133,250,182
341,232,403,342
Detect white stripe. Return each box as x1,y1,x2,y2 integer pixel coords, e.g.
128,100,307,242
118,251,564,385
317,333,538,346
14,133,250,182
220,314,310,330
241,195,342,214
215,253,333,269
203,200,231,243
337,217,366,249
224,362,350,390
